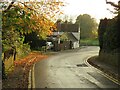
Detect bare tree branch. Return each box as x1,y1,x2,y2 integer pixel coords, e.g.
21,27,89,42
106,0,120,9
3,1,35,13
3,1,15,12
18,2,35,11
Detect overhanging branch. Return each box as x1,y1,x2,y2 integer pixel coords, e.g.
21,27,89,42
106,0,120,9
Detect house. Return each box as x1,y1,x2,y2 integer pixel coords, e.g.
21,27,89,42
47,23,80,51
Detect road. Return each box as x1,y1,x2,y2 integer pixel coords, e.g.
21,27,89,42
34,46,119,89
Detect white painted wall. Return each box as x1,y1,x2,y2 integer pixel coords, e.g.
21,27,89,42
73,41,79,48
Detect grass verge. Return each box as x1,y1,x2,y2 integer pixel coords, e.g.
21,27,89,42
80,38,99,46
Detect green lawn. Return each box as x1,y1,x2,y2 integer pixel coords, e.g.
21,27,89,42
80,38,99,46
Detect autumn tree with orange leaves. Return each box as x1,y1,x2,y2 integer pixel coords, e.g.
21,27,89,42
2,0,65,51
1,0,65,78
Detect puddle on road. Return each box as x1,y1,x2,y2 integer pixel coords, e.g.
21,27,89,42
76,63,88,67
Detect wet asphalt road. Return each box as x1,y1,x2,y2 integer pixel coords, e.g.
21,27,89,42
34,46,119,89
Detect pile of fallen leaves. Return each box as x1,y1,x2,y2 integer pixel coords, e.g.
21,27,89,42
2,52,48,89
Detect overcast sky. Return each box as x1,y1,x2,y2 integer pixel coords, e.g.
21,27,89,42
1,0,119,23
59,0,119,23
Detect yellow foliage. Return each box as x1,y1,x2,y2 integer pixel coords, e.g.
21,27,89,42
92,30,98,38
13,0,65,38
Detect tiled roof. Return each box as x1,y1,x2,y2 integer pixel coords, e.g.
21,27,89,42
66,33,78,41
58,24,80,32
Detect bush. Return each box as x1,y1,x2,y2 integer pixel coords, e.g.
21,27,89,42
98,17,119,66
16,43,31,59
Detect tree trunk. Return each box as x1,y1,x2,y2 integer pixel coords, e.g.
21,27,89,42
2,61,6,79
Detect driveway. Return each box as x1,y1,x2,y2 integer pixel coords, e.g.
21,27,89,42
34,46,119,88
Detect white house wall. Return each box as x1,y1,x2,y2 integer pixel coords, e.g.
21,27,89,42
52,32,80,49
73,41,79,48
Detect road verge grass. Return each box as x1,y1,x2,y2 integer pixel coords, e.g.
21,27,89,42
80,38,99,46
